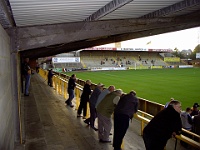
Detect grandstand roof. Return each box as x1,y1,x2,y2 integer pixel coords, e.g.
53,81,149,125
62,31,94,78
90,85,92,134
1,0,199,29
1,0,200,58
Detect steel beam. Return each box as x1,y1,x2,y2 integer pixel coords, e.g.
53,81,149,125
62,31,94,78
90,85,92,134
85,0,133,21
0,0,15,28
19,20,200,59
141,0,200,18
16,10,200,58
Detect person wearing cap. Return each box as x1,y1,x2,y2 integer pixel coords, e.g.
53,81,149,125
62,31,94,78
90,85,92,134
77,80,92,118
84,83,104,130
96,89,123,143
113,90,139,150
191,103,200,116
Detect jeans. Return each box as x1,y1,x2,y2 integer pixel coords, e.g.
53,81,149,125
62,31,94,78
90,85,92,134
66,89,74,105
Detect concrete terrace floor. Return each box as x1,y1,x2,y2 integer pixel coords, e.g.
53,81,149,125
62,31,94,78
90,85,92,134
15,73,190,150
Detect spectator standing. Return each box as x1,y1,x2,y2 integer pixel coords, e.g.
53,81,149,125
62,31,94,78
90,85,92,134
113,90,139,150
191,103,200,116
95,85,115,108
180,107,193,147
193,111,200,135
77,80,92,118
84,83,104,130
47,69,54,87
22,58,31,96
36,63,40,73
181,107,193,131
96,89,123,143
65,74,76,107
143,100,182,150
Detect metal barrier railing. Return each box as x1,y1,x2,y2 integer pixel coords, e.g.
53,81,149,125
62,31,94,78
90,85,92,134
39,69,200,149
39,69,90,117
135,111,200,149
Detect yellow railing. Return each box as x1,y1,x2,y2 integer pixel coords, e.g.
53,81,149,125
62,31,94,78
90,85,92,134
39,69,200,149
39,69,90,117
134,111,200,149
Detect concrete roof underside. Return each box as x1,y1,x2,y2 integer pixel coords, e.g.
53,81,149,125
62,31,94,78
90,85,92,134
1,0,200,58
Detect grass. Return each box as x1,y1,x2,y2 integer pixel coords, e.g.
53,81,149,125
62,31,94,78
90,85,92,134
63,68,200,110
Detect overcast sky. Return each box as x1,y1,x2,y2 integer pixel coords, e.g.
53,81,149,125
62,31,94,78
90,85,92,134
99,27,200,51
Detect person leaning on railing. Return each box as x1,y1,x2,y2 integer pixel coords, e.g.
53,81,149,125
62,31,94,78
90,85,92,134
84,83,105,131
143,100,182,150
96,89,123,143
180,107,193,148
113,90,139,150
77,80,92,119
65,74,76,107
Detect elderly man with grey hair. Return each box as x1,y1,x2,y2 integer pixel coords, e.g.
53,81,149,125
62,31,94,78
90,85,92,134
96,89,123,143
95,85,115,108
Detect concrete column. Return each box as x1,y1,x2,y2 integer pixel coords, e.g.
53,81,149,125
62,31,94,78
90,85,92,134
9,29,21,144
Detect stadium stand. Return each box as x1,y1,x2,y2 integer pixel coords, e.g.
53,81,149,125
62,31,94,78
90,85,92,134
80,50,169,68
50,50,189,71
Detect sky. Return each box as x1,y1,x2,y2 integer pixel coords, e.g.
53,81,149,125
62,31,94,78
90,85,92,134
98,27,200,51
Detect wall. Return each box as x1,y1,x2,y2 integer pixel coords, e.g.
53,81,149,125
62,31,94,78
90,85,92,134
0,25,14,149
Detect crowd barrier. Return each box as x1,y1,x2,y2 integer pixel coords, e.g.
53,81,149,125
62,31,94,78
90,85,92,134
39,69,200,149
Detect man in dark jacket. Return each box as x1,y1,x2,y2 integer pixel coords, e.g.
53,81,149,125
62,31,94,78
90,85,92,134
113,90,139,150
77,80,92,118
84,83,104,131
65,74,76,107
47,69,54,87
22,58,31,96
143,100,182,150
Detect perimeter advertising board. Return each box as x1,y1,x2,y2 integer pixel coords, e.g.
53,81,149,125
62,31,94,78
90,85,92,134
83,47,172,52
52,57,80,63
164,57,180,62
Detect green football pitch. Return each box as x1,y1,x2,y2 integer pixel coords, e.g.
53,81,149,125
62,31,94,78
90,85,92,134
64,68,200,110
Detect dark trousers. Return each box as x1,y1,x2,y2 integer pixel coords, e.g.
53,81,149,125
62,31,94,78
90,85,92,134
143,132,168,150
47,77,53,86
77,100,87,116
113,113,129,150
90,105,97,127
66,89,74,105
25,74,31,95
85,105,96,127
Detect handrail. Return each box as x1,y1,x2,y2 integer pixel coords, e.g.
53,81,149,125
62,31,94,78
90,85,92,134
182,128,200,141
134,113,200,149
39,69,200,149
137,110,154,118
176,135,200,148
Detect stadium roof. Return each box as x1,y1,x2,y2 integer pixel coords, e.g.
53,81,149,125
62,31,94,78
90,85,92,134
1,0,199,28
1,0,200,58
